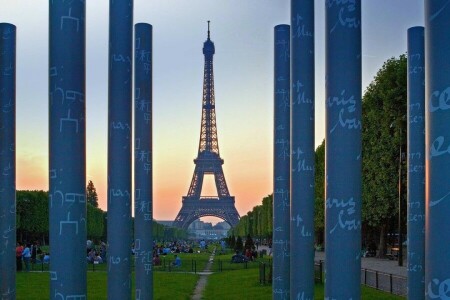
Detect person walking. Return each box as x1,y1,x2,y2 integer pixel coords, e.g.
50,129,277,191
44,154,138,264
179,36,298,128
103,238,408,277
22,243,32,272
15,242,23,271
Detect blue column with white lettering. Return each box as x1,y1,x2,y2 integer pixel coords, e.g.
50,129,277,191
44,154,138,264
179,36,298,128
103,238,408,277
290,1,315,299
108,0,133,299
273,24,290,300
325,1,362,299
407,26,425,300
425,3,450,298
134,23,153,300
0,23,16,300
49,2,87,299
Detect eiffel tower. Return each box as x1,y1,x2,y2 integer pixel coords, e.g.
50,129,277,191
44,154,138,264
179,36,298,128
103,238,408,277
173,22,240,229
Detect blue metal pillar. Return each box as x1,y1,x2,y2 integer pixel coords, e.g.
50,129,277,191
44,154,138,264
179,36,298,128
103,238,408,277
108,0,133,299
325,1,361,299
290,1,315,298
0,23,16,300
407,26,425,300
134,23,153,300
425,3,450,298
49,2,86,299
273,24,290,300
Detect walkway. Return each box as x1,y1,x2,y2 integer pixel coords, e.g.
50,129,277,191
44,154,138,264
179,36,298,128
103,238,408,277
314,251,407,277
192,247,216,300
259,245,406,277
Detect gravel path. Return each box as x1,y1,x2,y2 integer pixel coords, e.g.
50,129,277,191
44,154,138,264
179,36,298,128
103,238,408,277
191,247,216,300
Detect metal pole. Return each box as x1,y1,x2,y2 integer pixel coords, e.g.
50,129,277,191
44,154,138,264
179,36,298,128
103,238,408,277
49,1,87,298
273,24,290,300
290,1,315,299
325,1,362,299
134,23,153,300
0,23,16,300
108,0,133,299
406,26,425,300
425,3,450,297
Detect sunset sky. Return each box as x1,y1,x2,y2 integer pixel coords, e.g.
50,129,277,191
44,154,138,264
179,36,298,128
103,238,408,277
1,0,423,223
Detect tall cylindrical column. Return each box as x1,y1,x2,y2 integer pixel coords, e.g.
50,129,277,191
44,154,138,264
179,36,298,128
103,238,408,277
49,2,86,299
425,3,450,298
273,24,290,300
290,1,315,299
108,0,133,299
134,23,153,300
325,1,362,298
407,26,425,300
0,23,16,300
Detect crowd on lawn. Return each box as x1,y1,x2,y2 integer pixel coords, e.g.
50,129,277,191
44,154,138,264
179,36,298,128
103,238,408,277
150,240,210,267
15,239,215,271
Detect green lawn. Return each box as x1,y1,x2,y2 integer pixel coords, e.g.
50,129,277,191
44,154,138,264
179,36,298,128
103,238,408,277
203,268,405,300
17,269,405,300
212,251,272,272
16,272,198,300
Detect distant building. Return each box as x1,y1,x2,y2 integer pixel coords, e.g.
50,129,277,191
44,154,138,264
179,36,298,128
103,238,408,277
187,219,231,239
155,220,173,227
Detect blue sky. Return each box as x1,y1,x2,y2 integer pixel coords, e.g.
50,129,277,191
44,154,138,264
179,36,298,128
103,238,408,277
0,0,424,220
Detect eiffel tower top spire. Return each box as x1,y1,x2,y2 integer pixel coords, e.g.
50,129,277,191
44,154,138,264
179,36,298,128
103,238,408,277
199,20,219,156
207,20,210,39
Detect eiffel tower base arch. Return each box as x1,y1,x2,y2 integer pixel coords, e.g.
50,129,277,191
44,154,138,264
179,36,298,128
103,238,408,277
173,196,240,230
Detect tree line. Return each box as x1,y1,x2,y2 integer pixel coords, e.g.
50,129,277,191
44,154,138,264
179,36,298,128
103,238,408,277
231,55,407,256
229,195,273,238
17,184,187,244
16,190,106,243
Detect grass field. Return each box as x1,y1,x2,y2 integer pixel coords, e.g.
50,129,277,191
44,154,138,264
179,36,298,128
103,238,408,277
16,247,405,299
17,268,405,299
203,268,404,300
17,272,198,300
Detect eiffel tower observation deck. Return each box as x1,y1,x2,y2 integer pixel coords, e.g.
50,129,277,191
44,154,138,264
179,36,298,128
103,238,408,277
173,22,240,229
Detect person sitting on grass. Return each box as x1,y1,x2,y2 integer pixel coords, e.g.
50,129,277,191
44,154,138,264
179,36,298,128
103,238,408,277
43,253,50,264
153,254,161,266
172,254,181,267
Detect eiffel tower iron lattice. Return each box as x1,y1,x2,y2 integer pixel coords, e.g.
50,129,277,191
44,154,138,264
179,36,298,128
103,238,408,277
173,22,240,229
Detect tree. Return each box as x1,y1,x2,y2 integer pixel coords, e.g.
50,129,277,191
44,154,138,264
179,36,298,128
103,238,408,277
16,190,108,243
87,203,104,239
229,235,236,249
16,190,49,243
86,180,99,208
314,140,325,245
362,54,407,257
235,236,244,253
245,234,254,250
262,195,273,237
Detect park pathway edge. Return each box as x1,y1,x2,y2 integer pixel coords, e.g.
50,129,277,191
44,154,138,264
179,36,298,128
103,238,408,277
191,247,216,300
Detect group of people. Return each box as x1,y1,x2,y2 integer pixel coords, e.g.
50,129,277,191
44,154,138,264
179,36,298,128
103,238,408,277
244,248,258,261
152,240,195,255
15,241,46,272
86,241,107,264
149,239,210,268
